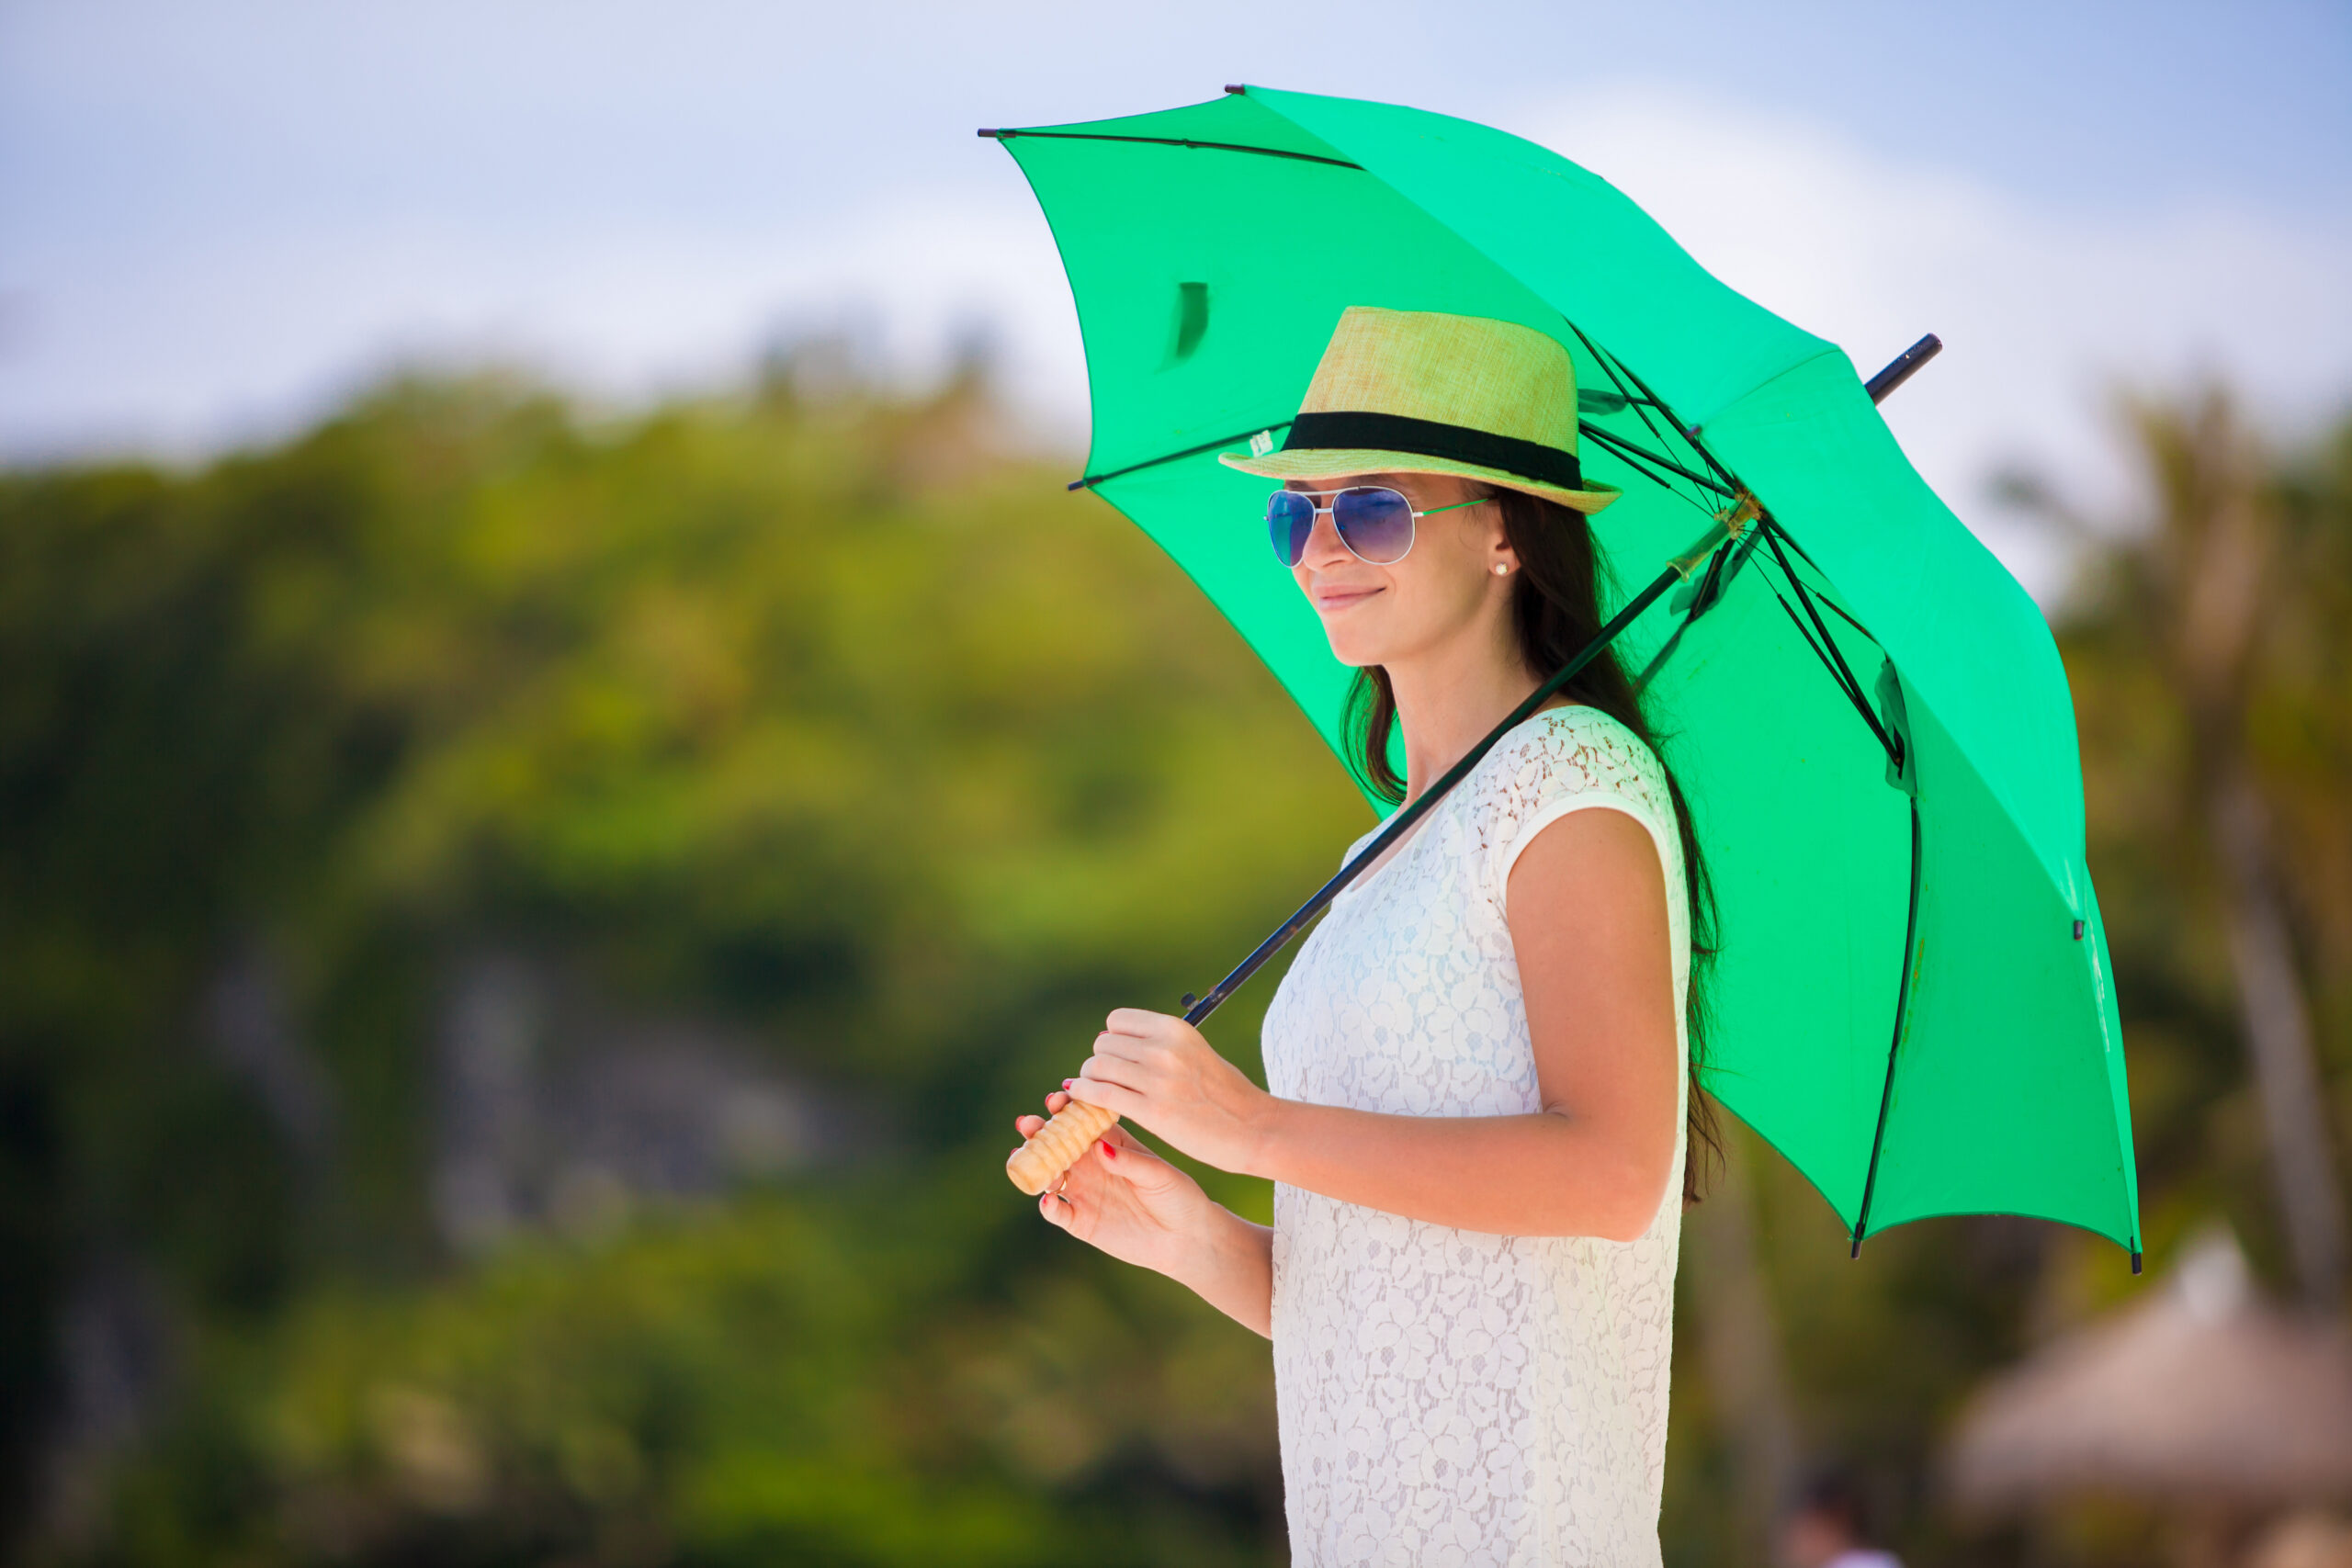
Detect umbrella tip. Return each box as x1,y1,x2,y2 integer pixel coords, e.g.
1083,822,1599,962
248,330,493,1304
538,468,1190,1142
1864,333,1943,404
2132,1249,2144,1275
1224,84,1246,94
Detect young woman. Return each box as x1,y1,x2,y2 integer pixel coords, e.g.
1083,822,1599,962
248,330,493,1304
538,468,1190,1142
1012,307,1712,1566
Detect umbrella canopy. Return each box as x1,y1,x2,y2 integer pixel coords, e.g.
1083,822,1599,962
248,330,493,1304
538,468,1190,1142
987,85,2140,1255
1947,1235,2352,1508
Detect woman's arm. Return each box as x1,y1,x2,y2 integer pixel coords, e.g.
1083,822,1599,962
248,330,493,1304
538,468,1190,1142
1068,805,1681,1243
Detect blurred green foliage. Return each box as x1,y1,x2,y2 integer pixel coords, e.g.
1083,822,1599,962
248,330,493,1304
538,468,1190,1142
1,365,2345,1567
2052,397,2352,1289
0,364,1353,1563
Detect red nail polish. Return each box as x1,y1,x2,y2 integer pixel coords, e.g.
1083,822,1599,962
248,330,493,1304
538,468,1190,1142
1100,1140,1115,1158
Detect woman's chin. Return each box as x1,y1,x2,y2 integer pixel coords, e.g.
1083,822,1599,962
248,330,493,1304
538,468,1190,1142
1315,615,1393,666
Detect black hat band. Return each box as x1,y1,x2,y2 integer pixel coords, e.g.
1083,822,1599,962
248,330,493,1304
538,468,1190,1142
1283,411,1583,492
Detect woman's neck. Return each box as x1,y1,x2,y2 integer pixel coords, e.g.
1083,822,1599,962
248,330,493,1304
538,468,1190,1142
1386,625,1550,805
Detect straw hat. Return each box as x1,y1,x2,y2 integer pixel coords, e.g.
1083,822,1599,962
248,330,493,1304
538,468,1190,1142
1219,306,1620,513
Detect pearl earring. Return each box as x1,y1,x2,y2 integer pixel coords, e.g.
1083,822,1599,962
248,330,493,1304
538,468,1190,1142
1494,563,1510,575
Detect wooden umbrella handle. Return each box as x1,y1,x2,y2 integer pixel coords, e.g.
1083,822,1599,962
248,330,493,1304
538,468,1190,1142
1006,1098,1121,1196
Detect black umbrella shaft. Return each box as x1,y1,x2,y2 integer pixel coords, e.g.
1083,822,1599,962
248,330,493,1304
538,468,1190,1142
1181,520,1729,1029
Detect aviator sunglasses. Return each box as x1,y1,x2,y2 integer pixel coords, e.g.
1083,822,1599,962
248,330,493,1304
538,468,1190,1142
1265,486,1485,568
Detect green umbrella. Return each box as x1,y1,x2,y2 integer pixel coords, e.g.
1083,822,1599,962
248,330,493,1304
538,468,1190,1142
985,85,2140,1262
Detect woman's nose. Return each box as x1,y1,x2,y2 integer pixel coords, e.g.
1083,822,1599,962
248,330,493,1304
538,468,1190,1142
1300,506,1353,568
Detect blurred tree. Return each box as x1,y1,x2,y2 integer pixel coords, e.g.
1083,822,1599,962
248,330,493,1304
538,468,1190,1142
2015,389,2351,1314
0,365,1360,1562
1685,1126,1799,1555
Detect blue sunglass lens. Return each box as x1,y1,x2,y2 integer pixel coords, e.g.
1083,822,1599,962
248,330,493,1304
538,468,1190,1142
1331,488,1415,563
1267,491,1316,566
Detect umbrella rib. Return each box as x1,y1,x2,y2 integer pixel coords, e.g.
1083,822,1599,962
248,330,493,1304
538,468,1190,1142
1850,796,1924,1255
977,129,1365,169
1581,438,1715,522
1681,520,1761,622
1759,517,1921,1253
1572,425,1687,498
1810,585,1883,648
1760,523,1905,768
1763,577,1904,773
1764,582,1853,704
1066,420,1295,491
1556,323,1747,528
1760,531,1891,651
1561,320,1750,501
1758,554,1928,1245
1565,321,1699,476
1577,421,1736,501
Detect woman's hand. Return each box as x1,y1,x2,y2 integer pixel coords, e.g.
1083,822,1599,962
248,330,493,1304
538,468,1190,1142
1064,1008,1277,1177
1015,1088,1277,1338
1016,1091,1213,1276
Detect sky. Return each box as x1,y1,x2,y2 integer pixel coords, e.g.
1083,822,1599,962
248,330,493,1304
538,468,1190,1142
4,0,2348,593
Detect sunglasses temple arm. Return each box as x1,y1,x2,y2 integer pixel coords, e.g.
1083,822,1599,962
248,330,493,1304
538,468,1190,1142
1180,511,1743,1029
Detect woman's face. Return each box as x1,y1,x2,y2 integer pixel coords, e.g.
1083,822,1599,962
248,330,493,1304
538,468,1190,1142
1286,472,1518,670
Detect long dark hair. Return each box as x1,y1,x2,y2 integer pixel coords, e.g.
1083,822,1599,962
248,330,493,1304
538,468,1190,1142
1343,481,1723,1202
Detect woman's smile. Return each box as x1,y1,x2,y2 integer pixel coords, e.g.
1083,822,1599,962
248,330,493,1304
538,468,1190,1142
1308,580,1385,614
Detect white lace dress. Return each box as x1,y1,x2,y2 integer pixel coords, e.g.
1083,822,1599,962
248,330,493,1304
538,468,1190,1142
1261,705,1690,1568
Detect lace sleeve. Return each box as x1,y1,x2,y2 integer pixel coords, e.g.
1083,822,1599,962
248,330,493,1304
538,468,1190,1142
1476,707,1680,915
